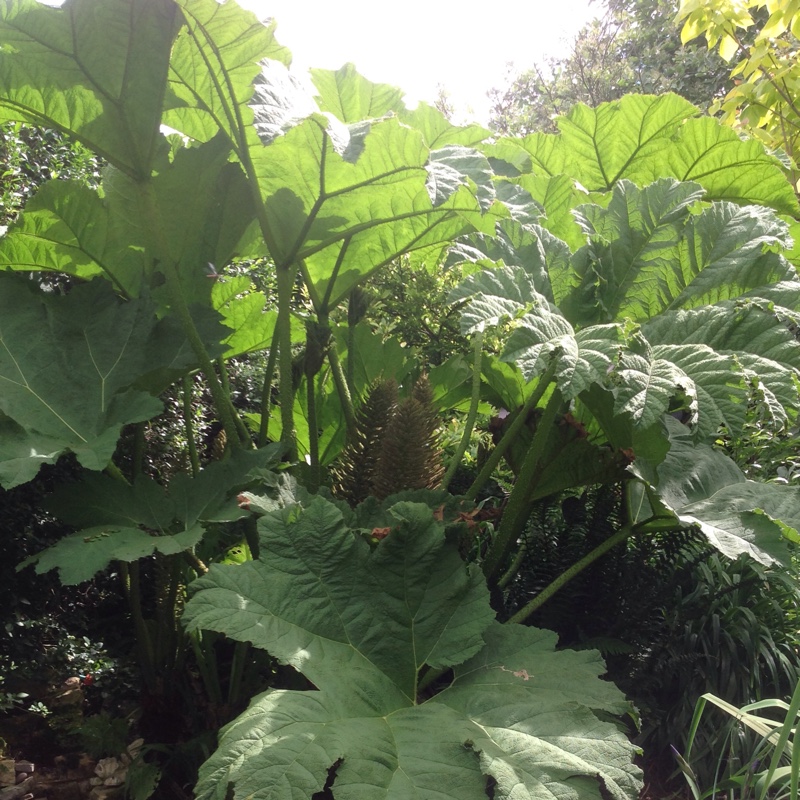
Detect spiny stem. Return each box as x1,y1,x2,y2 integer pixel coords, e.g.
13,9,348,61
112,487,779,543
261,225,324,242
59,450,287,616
498,535,528,590
183,550,208,575
217,356,252,447
258,325,280,447
276,266,297,459
466,364,556,502
328,338,357,442
228,641,250,707
482,386,564,583
105,460,130,485
182,374,200,478
441,330,484,492
123,561,156,689
189,630,223,706
306,370,320,492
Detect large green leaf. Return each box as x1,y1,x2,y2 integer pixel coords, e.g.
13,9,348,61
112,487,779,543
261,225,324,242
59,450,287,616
0,274,220,487
449,263,624,400
0,137,256,304
398,102,491,150
571,179,706,324
671,202,796,309
20,446,282,584
447,219,570,304
494,94,798,216
20,525,206,586
642,300,800,430
167,5,500,314
514,173,602,252
610,337,749,437
0,0,180,178
185,496,641,800
249,113,501,312
568,181,797,326
0,180,146,296
211,276,287,358
630,418,800,566
311,64,404,124
146,135,255,302
165,0,290,147
451,178,800,445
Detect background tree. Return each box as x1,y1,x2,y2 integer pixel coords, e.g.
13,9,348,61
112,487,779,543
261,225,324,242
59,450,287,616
489,0,732,135
678,0,800,194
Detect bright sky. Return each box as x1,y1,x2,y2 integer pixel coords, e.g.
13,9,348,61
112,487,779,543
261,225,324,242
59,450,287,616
237,0,602,124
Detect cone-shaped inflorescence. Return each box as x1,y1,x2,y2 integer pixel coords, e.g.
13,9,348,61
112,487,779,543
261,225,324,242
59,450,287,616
333,375,444,505
371,374,445,501
333,379,399,506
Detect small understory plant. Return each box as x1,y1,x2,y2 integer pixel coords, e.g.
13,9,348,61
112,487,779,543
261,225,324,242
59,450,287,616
677,678,800,800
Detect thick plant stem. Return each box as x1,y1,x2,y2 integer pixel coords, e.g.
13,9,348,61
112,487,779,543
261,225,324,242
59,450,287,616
216,357,252,446
441,331,484,492
346,315,356,394
498,536,528,590
189,630,223,706
328,341,357,442
228,640,250,707
132,423,146,479
183,550,208,575
105,460,130,485
306,371,320,492
465,365,556,502
182,375,200,478
276,265,297,459
507,523,636,624
258,326,280,447
122,561,156,690
482,387,564,583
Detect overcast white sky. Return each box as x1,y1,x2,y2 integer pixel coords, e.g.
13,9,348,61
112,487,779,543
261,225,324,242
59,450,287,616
237,0,602,123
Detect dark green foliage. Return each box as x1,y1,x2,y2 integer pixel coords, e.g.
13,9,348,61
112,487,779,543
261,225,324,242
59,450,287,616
0,461,138,758
627,551,800,787
0,123,102,226
504,485,800,788
369,257,468,366
504,485,704,643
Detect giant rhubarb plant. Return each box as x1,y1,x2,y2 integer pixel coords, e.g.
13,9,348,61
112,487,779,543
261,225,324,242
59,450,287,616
448,175,800,599
183,496,642,800
1,0,799,798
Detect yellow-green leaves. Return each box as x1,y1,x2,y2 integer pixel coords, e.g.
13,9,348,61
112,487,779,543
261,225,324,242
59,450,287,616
678,0,800,189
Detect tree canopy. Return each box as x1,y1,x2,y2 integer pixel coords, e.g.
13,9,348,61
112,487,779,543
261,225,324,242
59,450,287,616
490,0,731,135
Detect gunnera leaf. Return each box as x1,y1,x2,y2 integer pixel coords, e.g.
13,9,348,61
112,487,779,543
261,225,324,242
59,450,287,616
629,417,800,567
0,273,224,488
19,446,283,584
184,496,642,800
